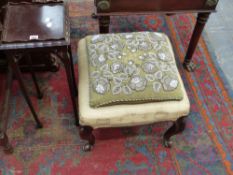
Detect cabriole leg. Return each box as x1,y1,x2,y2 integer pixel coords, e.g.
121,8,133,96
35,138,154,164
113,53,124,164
163,116,186,148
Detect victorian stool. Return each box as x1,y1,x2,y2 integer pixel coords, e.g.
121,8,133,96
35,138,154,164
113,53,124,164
77,32,190,151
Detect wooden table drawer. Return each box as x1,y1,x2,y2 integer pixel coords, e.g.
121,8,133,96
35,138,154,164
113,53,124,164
96,0,218,13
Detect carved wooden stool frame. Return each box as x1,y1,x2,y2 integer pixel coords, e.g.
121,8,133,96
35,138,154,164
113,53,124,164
79,116,188,151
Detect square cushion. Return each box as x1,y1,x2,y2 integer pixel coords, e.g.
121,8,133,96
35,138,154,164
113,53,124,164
86,32,184,108
78,33,190,129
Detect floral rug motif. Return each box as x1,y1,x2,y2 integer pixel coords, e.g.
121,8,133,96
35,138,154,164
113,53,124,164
0,0,233,174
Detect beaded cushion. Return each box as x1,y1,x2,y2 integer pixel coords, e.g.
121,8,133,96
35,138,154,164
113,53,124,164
85,32,183,108
78,37,190,128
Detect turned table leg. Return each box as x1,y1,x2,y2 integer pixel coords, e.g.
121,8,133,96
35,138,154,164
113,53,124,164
99,16,110,33
183,12,210,72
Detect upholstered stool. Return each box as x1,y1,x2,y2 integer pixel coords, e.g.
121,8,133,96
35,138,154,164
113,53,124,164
78,32,190,151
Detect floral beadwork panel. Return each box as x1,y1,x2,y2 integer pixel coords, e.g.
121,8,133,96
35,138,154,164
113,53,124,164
86,32,184,108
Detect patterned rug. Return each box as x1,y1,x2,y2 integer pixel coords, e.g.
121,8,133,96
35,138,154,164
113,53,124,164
0,0,233,174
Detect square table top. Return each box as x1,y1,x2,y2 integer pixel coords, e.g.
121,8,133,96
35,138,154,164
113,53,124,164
0,2,70,50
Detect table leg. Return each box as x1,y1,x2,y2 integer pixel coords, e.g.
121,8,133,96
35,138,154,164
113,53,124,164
26,54,43,99
183,12,210,72
99,16,110,33
1,65,12,132
8,54,43,129
68,45,78,97
0,66,13,154
57,52,79,126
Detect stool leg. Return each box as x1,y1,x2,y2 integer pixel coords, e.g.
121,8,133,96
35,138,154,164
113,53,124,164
68,46,78,97
0,132,13,154
8,55,43,129
26,54,43,99
163,116,186,148
57,52,79,126
79,126,95,151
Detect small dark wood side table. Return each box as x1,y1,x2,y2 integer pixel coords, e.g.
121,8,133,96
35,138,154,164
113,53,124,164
0,1,62,73
93,0,219,72
0,2,79,127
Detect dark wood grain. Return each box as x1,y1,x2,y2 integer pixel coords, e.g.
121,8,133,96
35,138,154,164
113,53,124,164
183,12,210,71
97,0,217,13
163,116,186,148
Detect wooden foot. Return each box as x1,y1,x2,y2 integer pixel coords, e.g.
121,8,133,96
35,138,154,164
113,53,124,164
163,117,186,148
0,133,13,154
183,61,196,72
83,143,93,151
79,126,95,151
36,122,43,129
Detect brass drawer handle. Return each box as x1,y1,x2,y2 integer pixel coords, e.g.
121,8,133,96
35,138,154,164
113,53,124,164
97,0,110,11
205,0,218,7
